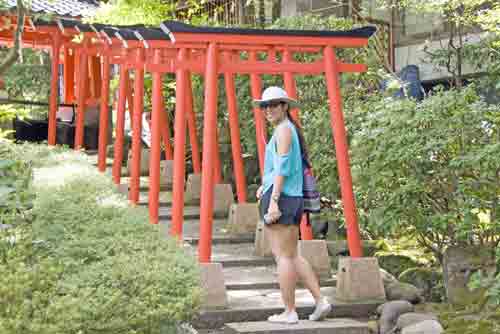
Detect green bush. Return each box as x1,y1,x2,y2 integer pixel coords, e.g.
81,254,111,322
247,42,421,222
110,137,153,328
350,86,500,264
0,142,201,334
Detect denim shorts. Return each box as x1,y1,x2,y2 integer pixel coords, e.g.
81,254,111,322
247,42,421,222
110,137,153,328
259,187,304,225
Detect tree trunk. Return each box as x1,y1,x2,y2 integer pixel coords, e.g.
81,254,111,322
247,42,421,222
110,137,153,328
0,0,26,76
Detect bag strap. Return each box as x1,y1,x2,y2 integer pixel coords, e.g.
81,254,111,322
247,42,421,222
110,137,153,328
298,137,312,169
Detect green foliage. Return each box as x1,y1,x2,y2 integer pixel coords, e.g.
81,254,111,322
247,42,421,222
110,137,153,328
440,309,500,334
351,86,500,262
468,247,500,308
400,267,445,303
1,49,51,123
0,139,34,223
0,142,201,334
3,49,51,102
469,271,500,307
88,0,176,26
88,0,210,26
375,237,435,267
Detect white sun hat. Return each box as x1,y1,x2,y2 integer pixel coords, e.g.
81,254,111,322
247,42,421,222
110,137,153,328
252,86,300,108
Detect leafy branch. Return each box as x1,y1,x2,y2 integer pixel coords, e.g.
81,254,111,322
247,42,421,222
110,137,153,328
0,0,25,76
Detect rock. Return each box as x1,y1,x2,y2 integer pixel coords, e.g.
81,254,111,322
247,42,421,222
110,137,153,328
377,300,414,334
380,268,398,285
396,313,438,330
386,281,423,304
399,267,444,303
401,320,443,334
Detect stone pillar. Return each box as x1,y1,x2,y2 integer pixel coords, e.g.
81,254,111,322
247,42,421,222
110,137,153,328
336,257,386,302
213,183,234,217
227,203,259,234
127,147,150,176
159,160,174,189
184,173,201,205
200,262,227,309
254,220,272,257
298,240,332,279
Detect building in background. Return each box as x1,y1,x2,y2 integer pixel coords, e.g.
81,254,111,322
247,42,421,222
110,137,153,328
186,0,486,86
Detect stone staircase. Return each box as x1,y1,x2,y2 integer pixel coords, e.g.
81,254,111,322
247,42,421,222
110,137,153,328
91,155,380,334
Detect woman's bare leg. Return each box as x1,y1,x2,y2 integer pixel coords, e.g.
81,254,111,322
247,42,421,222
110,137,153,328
266,224,299,312
294,255,321,302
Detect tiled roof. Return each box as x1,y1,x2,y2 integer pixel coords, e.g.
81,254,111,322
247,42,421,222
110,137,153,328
6,0,99,17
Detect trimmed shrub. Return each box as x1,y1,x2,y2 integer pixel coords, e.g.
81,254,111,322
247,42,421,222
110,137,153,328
0,142,201,334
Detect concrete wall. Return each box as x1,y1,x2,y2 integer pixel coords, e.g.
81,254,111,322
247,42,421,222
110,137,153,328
395,33,483,82
279,0,485,82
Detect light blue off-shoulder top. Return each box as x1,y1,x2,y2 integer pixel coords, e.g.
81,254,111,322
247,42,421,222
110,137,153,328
262,119,303,197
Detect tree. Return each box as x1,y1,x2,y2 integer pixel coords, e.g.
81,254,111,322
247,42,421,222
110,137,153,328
0,0,25,76
351,86,500,264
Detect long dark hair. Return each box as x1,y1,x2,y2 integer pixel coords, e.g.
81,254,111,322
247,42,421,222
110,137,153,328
284,105,311,168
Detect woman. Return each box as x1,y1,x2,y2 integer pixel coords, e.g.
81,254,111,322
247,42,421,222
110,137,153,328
254,86,332,324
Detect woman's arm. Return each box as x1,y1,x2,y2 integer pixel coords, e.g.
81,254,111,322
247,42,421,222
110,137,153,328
266,125,292,221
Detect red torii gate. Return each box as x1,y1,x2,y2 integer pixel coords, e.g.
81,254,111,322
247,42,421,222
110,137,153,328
0,16,375,262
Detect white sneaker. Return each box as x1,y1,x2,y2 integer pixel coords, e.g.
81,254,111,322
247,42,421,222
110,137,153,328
268,310,299,324
308,298,332,321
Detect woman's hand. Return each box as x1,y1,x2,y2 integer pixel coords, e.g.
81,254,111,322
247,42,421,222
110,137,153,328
256,185,264,200
266,200,281,223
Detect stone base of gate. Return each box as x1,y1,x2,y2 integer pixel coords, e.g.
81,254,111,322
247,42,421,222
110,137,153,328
227,203,259,234
336,257,386,303
214,184,234,217
127,148,150,176
200,262,228,309
254,220,272,257
184,173,201,205
159,160,173,188
298,240,332,279
117,183,128,196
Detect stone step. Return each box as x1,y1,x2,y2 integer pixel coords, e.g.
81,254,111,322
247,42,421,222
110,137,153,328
158,206,228,220
88,155,114,167
184,234,254,246
120,177,171,192
208,243,274,268
138,194,200,207
181,242,274,268
159,218,228,238
138,191,172,205
159,220,255,247
224,266,336,290
225,318,370,334
193,287,381,329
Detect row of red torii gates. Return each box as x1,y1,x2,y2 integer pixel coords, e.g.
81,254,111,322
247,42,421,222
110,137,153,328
0,15,376,262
